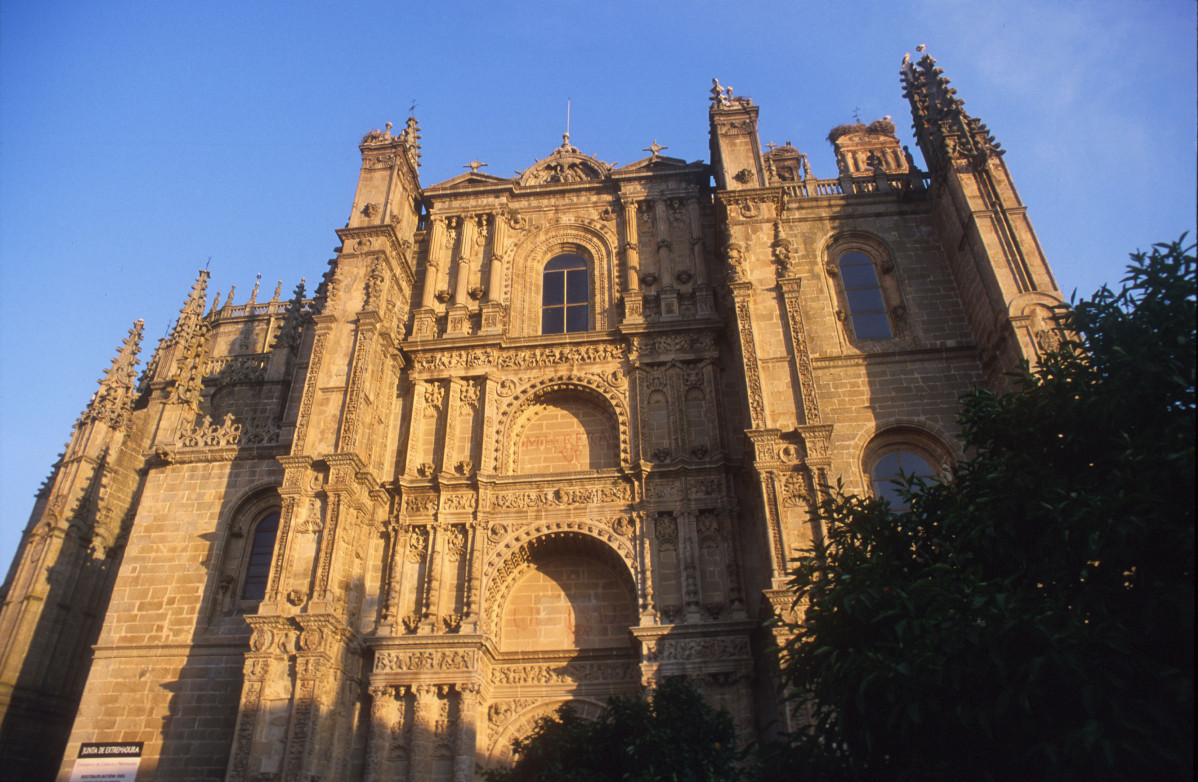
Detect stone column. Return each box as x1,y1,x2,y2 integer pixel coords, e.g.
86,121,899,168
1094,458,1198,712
486,213,507,301
409,684,440,780
461,522,482,630
447,216,474,334
364,685,400,782
422,217,446,309
481,212,508,333
402,380,428,477
620,197,644,322
680,511,702,621
453,683,480,782
685,197,707,287
423,526,442,632
654,200,678,319
452,216,475,306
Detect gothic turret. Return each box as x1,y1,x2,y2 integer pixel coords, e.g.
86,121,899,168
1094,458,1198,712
0,321,149,779
78,319,143,431
901,48,1064,384
708,79,766,190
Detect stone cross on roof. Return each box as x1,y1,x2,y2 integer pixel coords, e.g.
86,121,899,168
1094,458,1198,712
643,140,667,159
464,160,487,173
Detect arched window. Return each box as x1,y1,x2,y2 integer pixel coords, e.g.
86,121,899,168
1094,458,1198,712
864,427,951,509
241,511,280,601
838,251,892,339
542,254,589,334
870,450,934,507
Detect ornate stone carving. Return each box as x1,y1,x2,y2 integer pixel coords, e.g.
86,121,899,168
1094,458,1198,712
781,472,812,507
459,379,481,408
642,635,750,662
490,481,632,509
423,383,445,415
491,660,637,685
655,513,678,551
610,515,635,538
405,526,429,563
441,493,476,511
374,649,474,672
445,526,466,562
175,413,281,449
409,343,623,372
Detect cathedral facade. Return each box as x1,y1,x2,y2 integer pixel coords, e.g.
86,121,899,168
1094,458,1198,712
0,53,1064,780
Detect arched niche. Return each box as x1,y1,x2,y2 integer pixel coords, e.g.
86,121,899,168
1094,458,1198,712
493,379,630,474
486,697,608,767
483,529,639,644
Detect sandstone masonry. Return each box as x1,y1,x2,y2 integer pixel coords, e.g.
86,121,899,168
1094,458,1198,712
0,52,1064,781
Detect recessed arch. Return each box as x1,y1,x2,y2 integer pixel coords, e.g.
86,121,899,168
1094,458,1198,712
486,697,608,766
483,526,639,639
208,484,282,620
492,377,631,474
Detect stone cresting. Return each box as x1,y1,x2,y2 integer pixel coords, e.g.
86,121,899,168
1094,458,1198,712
0,57,1065,782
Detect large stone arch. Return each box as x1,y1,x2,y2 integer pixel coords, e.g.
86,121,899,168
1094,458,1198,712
481,525,639,640
490,376,631,474
485,697,608,766
506,219,616,336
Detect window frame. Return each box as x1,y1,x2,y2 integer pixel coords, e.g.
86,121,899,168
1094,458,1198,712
862,427,951,508
837,250,894,340
825,235,909,344
541,252,591,335
239,510,280,603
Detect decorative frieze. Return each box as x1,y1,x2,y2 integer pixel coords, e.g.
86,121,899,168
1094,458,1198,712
409,343,624,372
374,649,474,672
175,413,280,448
490,481,631,510
641,635,750,663
491,660,638,685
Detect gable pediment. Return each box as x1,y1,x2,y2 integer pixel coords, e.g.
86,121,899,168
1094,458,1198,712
426,171,515,192
516,136,613,187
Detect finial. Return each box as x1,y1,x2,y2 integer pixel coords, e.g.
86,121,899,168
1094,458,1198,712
384,121,393,137
270,280,282,303
464,160,488,173
224,285,235,308
916,43,926,52
643,140,667,159
79,318,145,428
248,274,261,304
563,131,570,147
765,141,777,153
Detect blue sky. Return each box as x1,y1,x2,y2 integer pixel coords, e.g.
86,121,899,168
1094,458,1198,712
1,0,1194,568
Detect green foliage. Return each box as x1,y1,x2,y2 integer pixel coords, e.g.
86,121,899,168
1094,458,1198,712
781,238,1195,781
483,677,741,782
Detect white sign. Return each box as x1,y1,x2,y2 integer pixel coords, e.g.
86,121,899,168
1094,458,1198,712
68,742,143,782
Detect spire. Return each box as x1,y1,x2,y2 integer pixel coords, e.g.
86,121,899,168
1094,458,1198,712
272,278,308,353
400,115,422,168
164,271,213,412
169,269,210,345
900,48,1003,175
79,319,144,430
